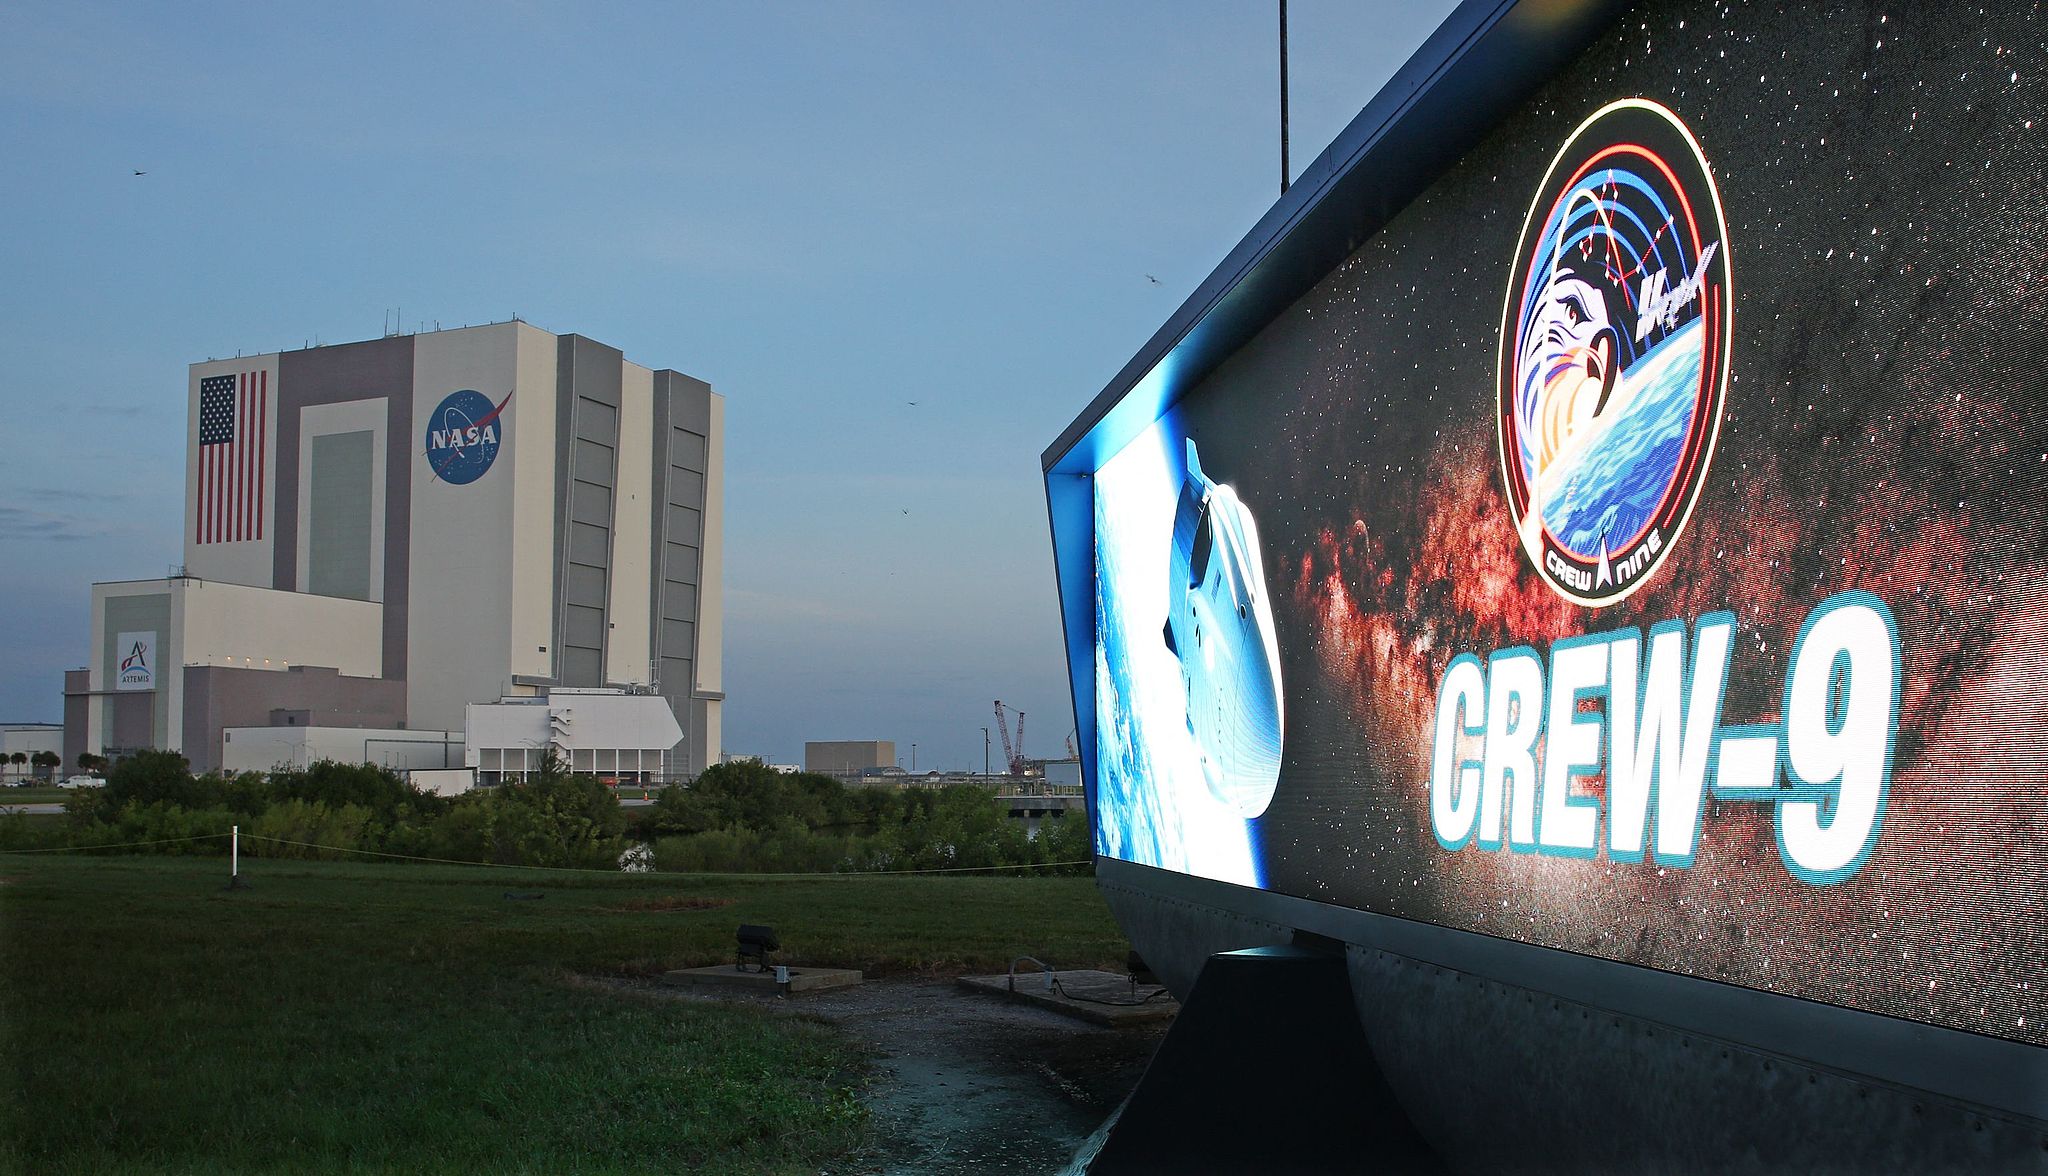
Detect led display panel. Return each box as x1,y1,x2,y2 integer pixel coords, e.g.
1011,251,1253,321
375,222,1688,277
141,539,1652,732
1090,2,2046,1046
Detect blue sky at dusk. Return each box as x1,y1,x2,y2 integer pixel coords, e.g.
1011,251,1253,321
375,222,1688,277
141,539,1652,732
0,1,1458,770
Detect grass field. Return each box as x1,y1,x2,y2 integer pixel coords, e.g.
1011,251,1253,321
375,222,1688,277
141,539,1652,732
0,854,1128,1173
0,787,69,805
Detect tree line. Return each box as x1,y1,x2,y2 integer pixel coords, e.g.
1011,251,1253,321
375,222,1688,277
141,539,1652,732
0,751,1092,875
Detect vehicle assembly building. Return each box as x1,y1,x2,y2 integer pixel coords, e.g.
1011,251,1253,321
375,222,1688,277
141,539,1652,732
62,320,724,777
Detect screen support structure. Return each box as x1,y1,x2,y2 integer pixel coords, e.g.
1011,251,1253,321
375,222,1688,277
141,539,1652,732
1087,943,1440,1175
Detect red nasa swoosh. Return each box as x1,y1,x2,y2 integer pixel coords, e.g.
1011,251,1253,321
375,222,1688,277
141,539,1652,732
428,389,514,482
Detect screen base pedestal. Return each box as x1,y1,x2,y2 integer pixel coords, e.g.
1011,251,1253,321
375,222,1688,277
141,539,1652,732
1085,943,1440,1175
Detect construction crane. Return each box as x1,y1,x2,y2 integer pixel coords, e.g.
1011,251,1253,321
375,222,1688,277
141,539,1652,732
992,700,1027,776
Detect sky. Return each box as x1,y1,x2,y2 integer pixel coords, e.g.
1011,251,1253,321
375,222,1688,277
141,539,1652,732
0,0,1461,772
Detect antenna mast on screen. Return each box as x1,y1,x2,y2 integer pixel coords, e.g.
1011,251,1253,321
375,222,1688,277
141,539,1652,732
1279,0,1291,195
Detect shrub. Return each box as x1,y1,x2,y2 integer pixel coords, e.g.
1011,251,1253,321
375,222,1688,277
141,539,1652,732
103,749,205,810
271,761,446,824
476,758,627,869
247,799,379,860
1032,810,1094,873
85,801,236,855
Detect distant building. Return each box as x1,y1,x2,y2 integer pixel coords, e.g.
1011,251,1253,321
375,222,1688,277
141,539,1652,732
465,688,681,786
0,723,62,782
804,740,896,774
220,723,458,775
61,321,725,776
1041,758,1083,790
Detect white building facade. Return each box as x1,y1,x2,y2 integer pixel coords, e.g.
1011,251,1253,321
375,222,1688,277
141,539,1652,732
63,321,723,776
0,724,62,783
465,689,683,786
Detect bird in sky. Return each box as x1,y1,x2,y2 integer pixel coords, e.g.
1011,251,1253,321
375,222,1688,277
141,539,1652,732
1145,274,1160,284
133,169,147,176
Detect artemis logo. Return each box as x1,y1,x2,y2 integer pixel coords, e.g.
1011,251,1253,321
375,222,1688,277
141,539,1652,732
115,630,157,691
424,389,511,485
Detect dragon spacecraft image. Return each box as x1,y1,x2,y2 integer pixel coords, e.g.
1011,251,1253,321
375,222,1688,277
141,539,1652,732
1163,439,1285,818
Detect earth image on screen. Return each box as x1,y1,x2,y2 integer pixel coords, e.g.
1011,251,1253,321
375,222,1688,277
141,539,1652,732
1525,315,1705,559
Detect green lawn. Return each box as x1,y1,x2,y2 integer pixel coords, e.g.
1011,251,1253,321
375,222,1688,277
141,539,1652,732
0,787,69,805
0,854,1127,1173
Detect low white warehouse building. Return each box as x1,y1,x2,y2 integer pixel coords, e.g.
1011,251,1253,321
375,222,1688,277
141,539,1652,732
465,688,682,786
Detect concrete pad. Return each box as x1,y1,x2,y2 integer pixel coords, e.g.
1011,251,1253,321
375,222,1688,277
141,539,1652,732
660,964,863,995
957,969,1179,1027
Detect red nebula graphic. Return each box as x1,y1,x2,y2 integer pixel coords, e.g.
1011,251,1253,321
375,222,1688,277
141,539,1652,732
1263,376,2045,1043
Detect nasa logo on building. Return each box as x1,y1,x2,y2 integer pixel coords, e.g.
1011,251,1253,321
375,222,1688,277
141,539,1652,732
1496,98,1732,607
424,389,511,485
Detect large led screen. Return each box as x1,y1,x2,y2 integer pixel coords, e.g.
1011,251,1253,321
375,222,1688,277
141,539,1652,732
1091,2,2046,1046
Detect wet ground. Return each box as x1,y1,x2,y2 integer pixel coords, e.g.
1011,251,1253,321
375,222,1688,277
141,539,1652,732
624,975,1168,1174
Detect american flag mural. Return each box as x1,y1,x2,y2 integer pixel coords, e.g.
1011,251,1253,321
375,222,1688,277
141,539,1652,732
196,371,267,544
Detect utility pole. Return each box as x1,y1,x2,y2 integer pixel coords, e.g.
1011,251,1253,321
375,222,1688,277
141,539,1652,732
911,743,917,773
1279,0,1291,195
981,727,991,778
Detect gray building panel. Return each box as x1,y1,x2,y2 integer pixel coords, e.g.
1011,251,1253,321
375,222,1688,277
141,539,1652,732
559,647,602,686
573,437,616,484
665,466,704,510
660,656,691,688
649,373,676,692
661,581,696,622
274,336,415,684
664,371,713,434
668,428,706,470
687,697,712,773
62,669,89,769
102,592,171,752
563,605,605,649
649,369,715,769
181,663,407,774
564,563,606,605
664,541,699,581
109,693,154,755
306,430,374,600
567,521,610,568
660,619,694,655
569,482,612,527
666,505,702,544
552,335,623,688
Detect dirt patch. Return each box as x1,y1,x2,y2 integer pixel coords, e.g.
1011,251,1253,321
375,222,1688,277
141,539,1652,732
600,895,736,914
614,974,1167,1173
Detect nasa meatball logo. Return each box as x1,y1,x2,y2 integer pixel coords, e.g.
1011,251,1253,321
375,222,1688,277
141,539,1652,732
1497,98,1731,607
424,389,511,485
